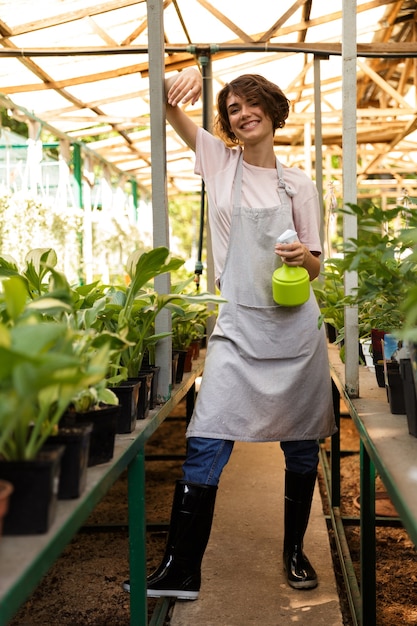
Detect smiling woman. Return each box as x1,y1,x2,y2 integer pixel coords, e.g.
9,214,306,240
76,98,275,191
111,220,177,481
122,66,338,602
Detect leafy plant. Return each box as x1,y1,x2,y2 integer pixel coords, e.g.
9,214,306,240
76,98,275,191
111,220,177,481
316,200,417,342
0,275,112,460
168,278,226,350
400,226,417,342
313,257,345,344
72,247,186,380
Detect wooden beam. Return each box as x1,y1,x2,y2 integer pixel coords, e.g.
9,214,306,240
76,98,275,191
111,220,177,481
0,0,145,37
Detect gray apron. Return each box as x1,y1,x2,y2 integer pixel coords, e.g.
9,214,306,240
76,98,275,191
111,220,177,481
187,154,336,442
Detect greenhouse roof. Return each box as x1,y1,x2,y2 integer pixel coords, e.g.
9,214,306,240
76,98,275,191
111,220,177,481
1,1,417,197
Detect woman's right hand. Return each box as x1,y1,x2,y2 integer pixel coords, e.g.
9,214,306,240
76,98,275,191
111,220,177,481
166,68,202,107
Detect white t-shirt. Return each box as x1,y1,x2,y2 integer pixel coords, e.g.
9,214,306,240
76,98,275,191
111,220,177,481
195,127,322,285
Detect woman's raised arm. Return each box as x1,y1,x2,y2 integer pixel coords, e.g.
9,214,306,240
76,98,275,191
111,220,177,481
165,68,202,152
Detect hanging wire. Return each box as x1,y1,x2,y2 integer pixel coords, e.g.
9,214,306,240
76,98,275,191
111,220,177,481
324,180,338,258
194,52,211,291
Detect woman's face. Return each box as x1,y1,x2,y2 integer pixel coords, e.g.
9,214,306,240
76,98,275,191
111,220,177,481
226,93,273,144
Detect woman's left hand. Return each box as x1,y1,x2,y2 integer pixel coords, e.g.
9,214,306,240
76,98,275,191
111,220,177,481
274,242,321,281
274,241,307,266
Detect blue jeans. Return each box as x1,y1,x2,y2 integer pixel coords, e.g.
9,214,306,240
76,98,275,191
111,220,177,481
183,437,319,486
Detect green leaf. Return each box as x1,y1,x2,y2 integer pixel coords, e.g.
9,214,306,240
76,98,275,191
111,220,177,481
27,297,72,315
2,276,28,321
126,247,184,296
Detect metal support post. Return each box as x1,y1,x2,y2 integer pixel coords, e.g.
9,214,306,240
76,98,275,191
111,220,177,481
128,448,147,626
360,441,376,626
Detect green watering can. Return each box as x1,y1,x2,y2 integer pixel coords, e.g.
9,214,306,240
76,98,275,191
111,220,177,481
272,229,310,307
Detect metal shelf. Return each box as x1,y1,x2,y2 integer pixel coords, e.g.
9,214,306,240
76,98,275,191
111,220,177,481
326,345,417,626
0,354,205,626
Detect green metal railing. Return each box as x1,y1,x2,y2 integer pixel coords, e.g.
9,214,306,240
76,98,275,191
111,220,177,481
325,346,417,626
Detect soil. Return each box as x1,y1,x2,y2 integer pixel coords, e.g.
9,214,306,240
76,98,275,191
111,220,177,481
8,399,417,626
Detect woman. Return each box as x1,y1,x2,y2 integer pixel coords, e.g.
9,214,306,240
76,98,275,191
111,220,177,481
124,68,336,599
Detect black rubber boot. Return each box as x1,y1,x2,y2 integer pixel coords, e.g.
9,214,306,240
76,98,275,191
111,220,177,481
283,469,318,590
124,480,217,600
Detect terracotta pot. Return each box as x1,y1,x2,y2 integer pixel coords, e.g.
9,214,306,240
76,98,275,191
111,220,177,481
0,479,14,538
371,329,386,387
191,339,201,359
184,345,194,373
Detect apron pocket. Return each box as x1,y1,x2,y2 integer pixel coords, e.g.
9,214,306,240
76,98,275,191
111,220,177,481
235,303,311,360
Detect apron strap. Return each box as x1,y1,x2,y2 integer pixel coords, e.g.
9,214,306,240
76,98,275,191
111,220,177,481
276,157,296,198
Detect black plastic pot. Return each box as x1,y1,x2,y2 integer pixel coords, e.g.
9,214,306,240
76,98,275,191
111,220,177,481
325,323,338,344
45,424,92,498
171,352,179,386
173,349,187,384
62,404,120,466
0,446,64,535
135,372,153,419
399,358,417,437
385,361,406,415
408,342,417,398
140,365,160,409
111,379,141,433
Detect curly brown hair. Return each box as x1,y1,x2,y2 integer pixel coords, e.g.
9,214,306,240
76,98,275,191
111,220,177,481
214,74,290,145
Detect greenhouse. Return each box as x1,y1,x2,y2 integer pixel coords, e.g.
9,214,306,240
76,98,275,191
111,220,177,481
0,2,417,626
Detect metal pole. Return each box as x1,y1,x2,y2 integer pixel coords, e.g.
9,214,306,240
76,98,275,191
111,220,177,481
314,56,325,252
128,448,147,626
342,0,359,397
72,143,85,285
194,54,212,290
147,0,172,403
195,52,216,336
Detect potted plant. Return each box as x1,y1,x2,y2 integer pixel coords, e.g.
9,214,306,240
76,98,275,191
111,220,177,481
312,257,346,346
0,273,114,532
61,247,183,426
99,247,185,419
168,279,226,381
321,200,417,408
61,382,121,467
